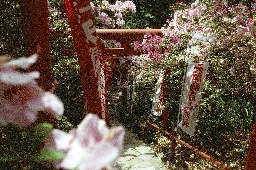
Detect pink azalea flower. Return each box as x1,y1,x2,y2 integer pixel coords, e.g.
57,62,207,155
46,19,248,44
116,18,125,26
46,114,125,170
0,54,39,86
0,54,64,127
123,1,136,13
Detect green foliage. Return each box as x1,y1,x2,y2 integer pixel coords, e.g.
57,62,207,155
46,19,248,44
30,149,65,162
0,0,26,58
124,0,174,28
0,123,62,169
52,57,85,126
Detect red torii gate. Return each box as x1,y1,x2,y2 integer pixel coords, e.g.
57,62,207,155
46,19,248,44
21,0,256,169
22,0,109,124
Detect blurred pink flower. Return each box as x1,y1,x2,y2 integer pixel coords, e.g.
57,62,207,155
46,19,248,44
0,54,64,127
46,114,125,170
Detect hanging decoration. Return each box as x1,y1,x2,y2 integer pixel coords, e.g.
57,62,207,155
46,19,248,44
64,0,109,125
152,70,165,116
152,70,169,126
178,61,208,136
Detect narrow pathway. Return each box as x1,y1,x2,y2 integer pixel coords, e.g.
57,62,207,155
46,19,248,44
113,128,169,170
109,93,169,169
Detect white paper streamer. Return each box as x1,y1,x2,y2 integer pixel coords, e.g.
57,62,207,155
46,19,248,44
178,61,208,136
152,71,165,116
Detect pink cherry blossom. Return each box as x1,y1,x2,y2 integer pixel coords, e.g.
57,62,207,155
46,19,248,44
0,54,64,127
46,113,125,170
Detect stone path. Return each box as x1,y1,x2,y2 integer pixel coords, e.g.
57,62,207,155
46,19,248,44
113,130,169,170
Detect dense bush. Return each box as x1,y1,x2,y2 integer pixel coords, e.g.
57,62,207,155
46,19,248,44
0,0,26,58
111,0,256,169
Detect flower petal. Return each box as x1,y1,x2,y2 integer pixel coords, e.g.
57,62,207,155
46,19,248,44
107,126,125,148
77,114,109,147
78,142,119,170
60,143,86,169
3,53,38,69
42,92,64,116
45,129,74,152
0,71,39,85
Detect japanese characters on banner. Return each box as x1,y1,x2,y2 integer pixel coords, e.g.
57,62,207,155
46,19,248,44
64,0,109,124
178,61,208,136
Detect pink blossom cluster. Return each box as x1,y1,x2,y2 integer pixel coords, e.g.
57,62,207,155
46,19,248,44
134,32,165,63
134,31,183,64
161,0,255,62
46,113,125,170
211,2,254,37
0,54,64,127
91,0,136,28
133,0,255,84
162,1,208,38
209,1,255,72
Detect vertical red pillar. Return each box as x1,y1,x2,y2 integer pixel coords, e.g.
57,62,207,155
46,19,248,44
97,39,116,91
245,122,256,170
64,0,109,125
161,71,169,127
21,0,52,91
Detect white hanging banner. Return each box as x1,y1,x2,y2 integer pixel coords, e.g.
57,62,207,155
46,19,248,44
178,61,208,136
152,70,165,116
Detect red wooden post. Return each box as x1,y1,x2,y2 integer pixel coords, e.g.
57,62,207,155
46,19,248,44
64,0,109,125
97,39,116,91
21,0,55,125
245,122,256,170
21,0,52,91
161,71,169,127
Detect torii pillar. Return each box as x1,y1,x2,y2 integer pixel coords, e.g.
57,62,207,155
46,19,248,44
21,0,56,125
64,0,109,125
21,0,52,91
245,122,256,170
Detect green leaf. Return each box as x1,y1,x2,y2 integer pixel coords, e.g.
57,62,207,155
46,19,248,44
29,149,65,161
31,123,53,144
22,123,53,152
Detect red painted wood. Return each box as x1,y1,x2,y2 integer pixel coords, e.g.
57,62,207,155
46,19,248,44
21,0,52,91
97,39,111,125
245,122,256,170
64,0,109,124
161,71,169,127
146,120,230,170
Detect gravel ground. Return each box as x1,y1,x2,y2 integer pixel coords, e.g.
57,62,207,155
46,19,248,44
110,118,169,170
114,130,169,170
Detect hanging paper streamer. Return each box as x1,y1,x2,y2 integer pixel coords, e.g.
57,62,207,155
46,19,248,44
178,61,208,136
152,70,169,126
152,70,165,116
64,0,109,124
